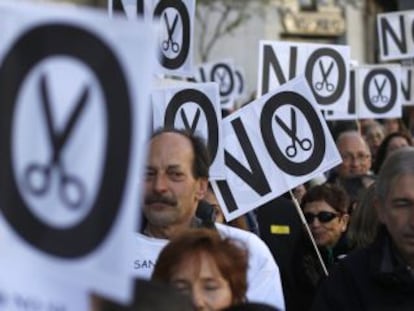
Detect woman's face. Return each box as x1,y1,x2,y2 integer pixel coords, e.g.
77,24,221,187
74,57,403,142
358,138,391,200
386,136,409,156
303,200,349,248
170,253,233,311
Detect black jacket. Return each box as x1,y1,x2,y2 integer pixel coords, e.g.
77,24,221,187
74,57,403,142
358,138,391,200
311,227,414,311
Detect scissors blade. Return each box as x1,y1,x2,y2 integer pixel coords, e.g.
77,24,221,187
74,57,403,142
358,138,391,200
275,114,295,140
290,107,297,136
57,85,90,153
170,14,178,35
39,74,57,150
325,61,334,77
378,78,386,93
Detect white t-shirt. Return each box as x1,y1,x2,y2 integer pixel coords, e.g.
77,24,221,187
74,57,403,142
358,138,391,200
129,223,285,310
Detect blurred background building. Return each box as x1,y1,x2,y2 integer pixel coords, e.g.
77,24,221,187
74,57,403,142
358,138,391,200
44,0,414,100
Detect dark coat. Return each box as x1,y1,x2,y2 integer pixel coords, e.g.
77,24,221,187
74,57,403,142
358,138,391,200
311,227,414,311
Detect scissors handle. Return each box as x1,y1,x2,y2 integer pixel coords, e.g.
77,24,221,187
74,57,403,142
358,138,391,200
299,138,312,151
326,83,335,92
315,82,324,91
162,40,170,51
171,41,180,53
24,163,51,195
285,144,297,158
59,174,85,209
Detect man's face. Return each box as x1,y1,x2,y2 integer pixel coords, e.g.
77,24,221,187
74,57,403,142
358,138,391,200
144,133,207,229
336,133,371,178
378,174,414,266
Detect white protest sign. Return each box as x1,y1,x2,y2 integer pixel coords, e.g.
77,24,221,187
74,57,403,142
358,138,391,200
0,253,89,311
257,40,350,114
377,10,414,61
194,59,236,110
151,81,225,179
324,69,357,120
354,64,402,119
0,1,156,303
212,76,341,221
234,65,248,106
108,0,195,77
401,66,414,106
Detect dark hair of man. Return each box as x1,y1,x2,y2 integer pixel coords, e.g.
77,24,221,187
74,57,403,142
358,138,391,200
151,127,210,179
301,183,350,214
376,146,414,202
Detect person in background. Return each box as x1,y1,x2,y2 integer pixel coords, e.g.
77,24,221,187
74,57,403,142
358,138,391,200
152,228,248,310
132,128,285,310
381,117,409,136
277,184,350,311
301,184,351,267
203,184,250,231
372,131,413,174
364,121,385,165
329,130,372,181
347,183,379,250
327,130,374,205
311,147,414,310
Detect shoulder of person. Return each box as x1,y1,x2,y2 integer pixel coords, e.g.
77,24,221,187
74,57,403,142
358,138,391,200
215,223,276,262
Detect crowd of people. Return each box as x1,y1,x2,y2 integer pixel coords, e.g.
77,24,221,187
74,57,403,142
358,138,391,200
94,114,414,311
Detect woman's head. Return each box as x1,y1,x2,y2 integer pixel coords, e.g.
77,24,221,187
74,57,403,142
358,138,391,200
372,131,412,174
152,228,248,310
301,184,350,248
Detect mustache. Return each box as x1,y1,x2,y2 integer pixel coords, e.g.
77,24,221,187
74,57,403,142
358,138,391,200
145,194,177,206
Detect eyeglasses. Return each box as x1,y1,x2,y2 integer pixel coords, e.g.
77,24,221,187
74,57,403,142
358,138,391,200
304,211,340,224
341,153,371,164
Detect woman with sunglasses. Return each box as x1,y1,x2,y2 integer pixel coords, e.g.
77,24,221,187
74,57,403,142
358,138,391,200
287,184,351,310
301,184,350,265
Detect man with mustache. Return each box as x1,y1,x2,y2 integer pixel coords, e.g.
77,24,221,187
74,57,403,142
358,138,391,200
131,128,285,310
311,147,414,310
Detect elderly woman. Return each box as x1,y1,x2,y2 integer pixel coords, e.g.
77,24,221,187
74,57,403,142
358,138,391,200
301,184,350,265
152,228,248,310
287,184,351,311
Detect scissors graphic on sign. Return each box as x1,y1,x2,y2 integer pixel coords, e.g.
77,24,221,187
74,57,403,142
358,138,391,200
370,78,389,104
162,13,180,53
315,60,335,92
181,107,201,134
275,108,312,158
23,74,87,209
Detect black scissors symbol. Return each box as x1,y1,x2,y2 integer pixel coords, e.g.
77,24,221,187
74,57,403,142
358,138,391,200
162,13,180,53
181,108,201,134
275,108,312,158
23,74,88,209
315,60,335,92
215,70,230,92
370,78,389,103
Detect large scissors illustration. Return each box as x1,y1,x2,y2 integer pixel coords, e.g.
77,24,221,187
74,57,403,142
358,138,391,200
370,78,389,104
315,60,335,92
23,74,88,209
162,13,180,53
275,108,312,158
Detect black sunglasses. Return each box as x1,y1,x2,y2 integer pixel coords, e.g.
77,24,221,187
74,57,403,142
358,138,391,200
304,211,339,224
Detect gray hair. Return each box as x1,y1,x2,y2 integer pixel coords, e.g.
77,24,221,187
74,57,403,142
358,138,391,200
376,146,414,202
